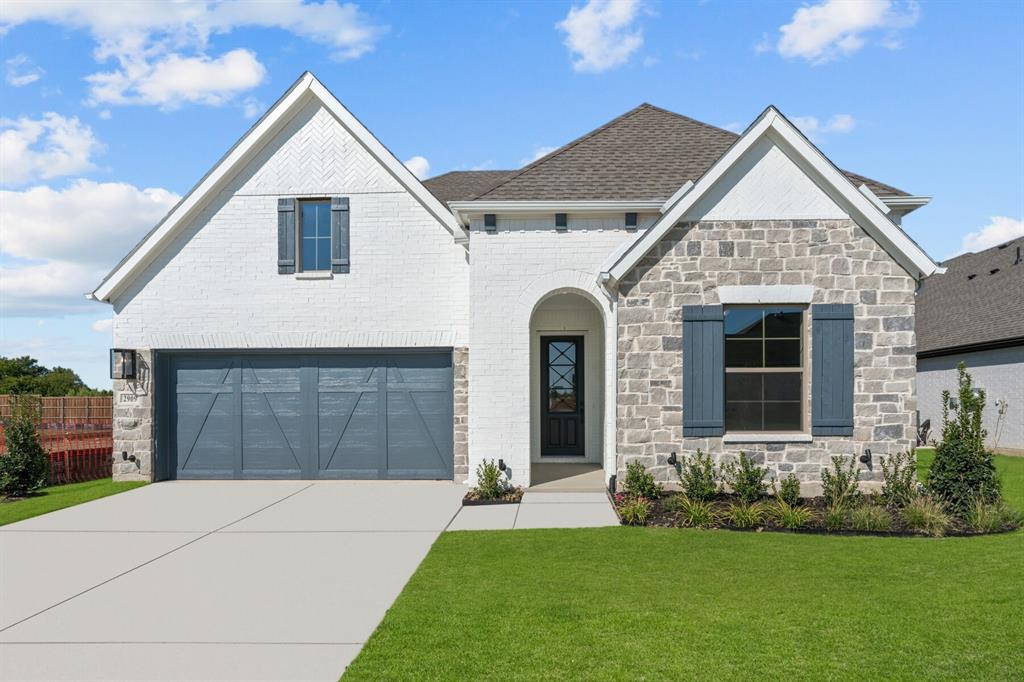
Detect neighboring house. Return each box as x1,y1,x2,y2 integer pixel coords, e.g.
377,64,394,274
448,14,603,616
93,72,940,492
916,239,1024,454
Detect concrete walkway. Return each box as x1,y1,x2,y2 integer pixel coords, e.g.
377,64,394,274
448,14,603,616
0,481,465,682
447,491,619,530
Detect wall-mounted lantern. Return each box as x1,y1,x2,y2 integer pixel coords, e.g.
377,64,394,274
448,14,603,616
110,349,137,380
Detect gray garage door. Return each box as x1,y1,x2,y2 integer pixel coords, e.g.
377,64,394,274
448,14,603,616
160,352,453,480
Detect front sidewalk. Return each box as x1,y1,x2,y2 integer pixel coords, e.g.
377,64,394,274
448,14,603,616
447,491,618,530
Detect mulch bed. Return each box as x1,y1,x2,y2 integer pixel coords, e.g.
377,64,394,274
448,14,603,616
462,487,525,506
617,491,1021,537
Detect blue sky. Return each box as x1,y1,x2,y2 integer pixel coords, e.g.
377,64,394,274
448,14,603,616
1,0,1022,389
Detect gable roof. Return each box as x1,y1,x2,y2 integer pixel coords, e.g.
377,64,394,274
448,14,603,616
467,103,908,202
917,238,1024,356
603,106,940,281
423,170,514,203
91,72,465,303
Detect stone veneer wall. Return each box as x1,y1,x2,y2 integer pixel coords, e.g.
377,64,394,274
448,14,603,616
112,348,155,481
453,346,469,483
616,219,917,492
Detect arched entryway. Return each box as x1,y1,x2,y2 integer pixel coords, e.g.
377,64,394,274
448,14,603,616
529,291,608,490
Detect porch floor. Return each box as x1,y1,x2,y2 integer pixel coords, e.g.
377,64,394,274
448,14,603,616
529,464,605,492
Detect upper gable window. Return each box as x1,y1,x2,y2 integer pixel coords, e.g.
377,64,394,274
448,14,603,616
300,200,332,272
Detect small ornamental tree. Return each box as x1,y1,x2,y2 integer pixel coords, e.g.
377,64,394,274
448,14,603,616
927,363,1000,514
0,399,48,498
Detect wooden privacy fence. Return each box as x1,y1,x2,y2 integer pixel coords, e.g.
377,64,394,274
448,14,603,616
0,395,113,485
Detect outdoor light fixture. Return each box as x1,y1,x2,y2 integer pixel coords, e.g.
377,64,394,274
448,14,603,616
667,451,678,466
110,349,137,380
498,459,506,472
860,448,873,468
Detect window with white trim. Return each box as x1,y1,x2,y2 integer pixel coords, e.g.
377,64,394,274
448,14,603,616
299,200,331,272
724,306,804,432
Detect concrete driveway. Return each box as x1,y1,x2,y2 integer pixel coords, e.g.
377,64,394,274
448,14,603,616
0,481,465,681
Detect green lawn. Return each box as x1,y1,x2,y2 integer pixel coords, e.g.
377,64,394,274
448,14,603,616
0,479,147,526
345,453,1024,681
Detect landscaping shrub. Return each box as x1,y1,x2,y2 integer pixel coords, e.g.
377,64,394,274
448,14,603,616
674,497,720,528
881,451,918,509
821,456,861,509
850,505,893,532
768,499,813,529
677,449,718,501
773,473,801,507
902,497,950,537
0,402,48,498
473,459,509,500
726,501,766,528
622,460,663,499
965,500,1023,533
615,495,651,526
927,364,1000,515
721,452,768,503
823,504,848,532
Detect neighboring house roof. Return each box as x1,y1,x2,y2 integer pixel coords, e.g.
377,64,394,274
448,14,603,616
602,107,940,281
91,72,466,303
916,238,1024,356
422,170,515,202
453,103,907,201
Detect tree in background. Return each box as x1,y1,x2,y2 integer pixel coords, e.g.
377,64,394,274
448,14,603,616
0,396,48,497
0,356,111,396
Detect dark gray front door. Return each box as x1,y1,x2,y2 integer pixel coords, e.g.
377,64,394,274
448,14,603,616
162,351,453,480
541,337,585,457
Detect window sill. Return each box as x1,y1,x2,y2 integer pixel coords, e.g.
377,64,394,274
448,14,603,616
722,433,813,444
295,272,333,280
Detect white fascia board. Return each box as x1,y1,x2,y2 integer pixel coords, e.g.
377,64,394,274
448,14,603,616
858,184,891,215
717,285,814,304
93,72,464,302
660,180,694,213
606,110,777,282
880,195,931,212
606,106,940,282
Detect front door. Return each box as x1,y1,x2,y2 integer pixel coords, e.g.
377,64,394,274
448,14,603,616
541,336,585,456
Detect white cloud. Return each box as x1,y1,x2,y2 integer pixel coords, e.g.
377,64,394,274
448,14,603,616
5,54,43,86
0,1,384,109
241,98,264,119
403,155,430,179
522,146,558,165
91,318,113,333
790,113,857,141
772,0,919,64
557,0,644,73
957,216,1024,256
0,113,103,186
0,179,180,315
85,48,266,109
98,109,112,120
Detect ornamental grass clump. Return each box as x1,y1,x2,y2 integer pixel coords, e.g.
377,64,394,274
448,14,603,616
927,364,1000,515
965,499,1023,533
850,505,893,532
677,449,718,501
616,494,652,526
726,501,766,528
674,497,720,528
902,496,950,537
721,452,769,503
768,499,814,529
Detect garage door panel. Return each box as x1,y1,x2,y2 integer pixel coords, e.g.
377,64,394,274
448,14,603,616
318,391,380,475
165,352,452,480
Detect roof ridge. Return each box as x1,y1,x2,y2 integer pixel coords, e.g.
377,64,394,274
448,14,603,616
637,102,742,139
474,103,654,199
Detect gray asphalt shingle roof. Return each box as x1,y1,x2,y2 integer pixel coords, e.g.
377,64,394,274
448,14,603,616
423,103,908,202
916,239,1024,355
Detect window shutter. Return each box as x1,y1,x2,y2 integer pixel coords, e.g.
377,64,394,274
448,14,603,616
811,304,854,436
682,305,724,436
331,197,350,274
277,198,295,274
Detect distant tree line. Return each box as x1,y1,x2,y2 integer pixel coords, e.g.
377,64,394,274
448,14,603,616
0,356,111,396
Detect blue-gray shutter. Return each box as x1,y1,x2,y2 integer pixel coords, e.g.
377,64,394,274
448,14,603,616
331,197,350,274
277,198,295,274
812,304,854,436
682,305,724,436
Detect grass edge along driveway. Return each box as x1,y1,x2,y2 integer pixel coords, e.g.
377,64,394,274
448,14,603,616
344,453,1024,681
0,479,147,526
